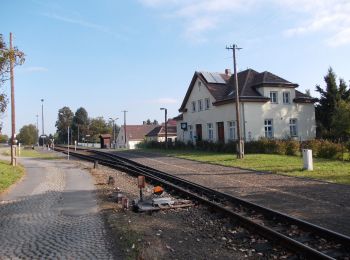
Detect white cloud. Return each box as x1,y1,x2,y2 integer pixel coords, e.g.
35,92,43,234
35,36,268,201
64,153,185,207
282,0,350,46
139,0,350,46
139,0,254,42
20,66,48,73
42,12,127,40
43,13,109,32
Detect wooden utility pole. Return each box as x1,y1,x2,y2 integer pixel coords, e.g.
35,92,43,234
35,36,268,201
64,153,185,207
226,44,244,159
9,33,16,166
122,110,127,147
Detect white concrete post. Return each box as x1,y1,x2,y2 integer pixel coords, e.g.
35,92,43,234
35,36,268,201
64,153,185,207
302,149,313,171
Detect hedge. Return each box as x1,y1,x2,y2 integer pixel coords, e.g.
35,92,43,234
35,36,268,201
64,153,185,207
137,138,348,160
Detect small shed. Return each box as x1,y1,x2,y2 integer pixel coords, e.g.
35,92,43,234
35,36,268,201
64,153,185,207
99,134,111,149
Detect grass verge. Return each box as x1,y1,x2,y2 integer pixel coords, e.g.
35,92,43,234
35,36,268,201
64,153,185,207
0,160,24,193
2,148,61,159
136,149,350,185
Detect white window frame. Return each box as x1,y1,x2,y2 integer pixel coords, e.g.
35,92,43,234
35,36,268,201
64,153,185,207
198,99,203,111
264,119,274,138
205,98,210,110
191,101,196,112
283,91,290,104
227,121,236,140
207,123,214,140
270,91,278,104
289,118,298,137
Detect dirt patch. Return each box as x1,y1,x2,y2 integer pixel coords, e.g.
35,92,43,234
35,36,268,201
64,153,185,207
77,160,291,260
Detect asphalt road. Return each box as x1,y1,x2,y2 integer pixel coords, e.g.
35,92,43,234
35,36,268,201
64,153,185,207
0,156,115,259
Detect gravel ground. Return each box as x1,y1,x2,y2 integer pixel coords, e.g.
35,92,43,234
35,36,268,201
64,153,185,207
82,160,293,260
110,150,350,237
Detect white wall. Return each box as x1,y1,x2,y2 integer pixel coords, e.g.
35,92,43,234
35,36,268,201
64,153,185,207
177,80,316,143
116,126,126,148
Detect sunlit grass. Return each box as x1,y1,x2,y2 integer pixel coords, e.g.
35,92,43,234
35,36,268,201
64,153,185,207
2,148,61,159
137,149,350,185
0,160,24,193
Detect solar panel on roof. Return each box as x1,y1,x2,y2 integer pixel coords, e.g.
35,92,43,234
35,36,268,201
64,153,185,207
212,73,226,84
201,71,216,83
201,71,226,84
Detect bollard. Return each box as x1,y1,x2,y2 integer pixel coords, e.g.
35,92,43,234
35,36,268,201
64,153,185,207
302,149,313,171
94,160,99,169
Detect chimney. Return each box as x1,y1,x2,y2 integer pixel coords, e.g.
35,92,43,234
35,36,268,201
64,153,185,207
225,69,231,76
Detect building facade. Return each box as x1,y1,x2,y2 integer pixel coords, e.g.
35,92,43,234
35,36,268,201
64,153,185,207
145,120,177,143
176,69,316,143
116,125,156,149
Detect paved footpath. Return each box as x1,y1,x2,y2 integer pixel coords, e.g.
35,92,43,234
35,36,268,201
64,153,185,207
0,157,115,259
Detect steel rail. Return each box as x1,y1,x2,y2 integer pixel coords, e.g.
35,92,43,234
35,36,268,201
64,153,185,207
92,150,350,244
55,146,349,259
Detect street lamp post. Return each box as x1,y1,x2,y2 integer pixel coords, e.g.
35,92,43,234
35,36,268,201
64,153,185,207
109,117,118,149
160,108,168,149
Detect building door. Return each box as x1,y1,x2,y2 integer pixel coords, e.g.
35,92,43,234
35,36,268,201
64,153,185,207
196,124,202,141
217,122,225,143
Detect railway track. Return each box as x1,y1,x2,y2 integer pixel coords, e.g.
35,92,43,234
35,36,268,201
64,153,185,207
55,146,350,259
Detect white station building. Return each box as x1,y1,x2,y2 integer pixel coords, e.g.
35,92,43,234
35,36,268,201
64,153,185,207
175,69,317,143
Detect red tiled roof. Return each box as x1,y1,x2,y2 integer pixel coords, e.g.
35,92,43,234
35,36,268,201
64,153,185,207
173,114,183,121
146,125,177,137
122,125,157,141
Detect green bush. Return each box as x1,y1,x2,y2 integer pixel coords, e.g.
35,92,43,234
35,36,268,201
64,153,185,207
301,140,322,156
301,139,344,159
285,141,300,156
317,140,343,159
137,138,348,161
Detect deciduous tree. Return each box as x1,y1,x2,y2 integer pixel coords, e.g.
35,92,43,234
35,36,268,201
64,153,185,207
17,124,38,145
72,107,89,142
55,107,74,143
0,33,25,114
89,117,112,142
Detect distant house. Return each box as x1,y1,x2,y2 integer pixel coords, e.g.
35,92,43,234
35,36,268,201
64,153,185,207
99,134,111,149
176,69,317,143
145,120,177,142
116,125,157,149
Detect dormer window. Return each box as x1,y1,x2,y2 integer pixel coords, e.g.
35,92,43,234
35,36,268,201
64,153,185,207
270,91,278,104
283,92,290,104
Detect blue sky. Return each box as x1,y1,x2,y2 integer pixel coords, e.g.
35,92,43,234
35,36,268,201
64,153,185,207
2,0,350,136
